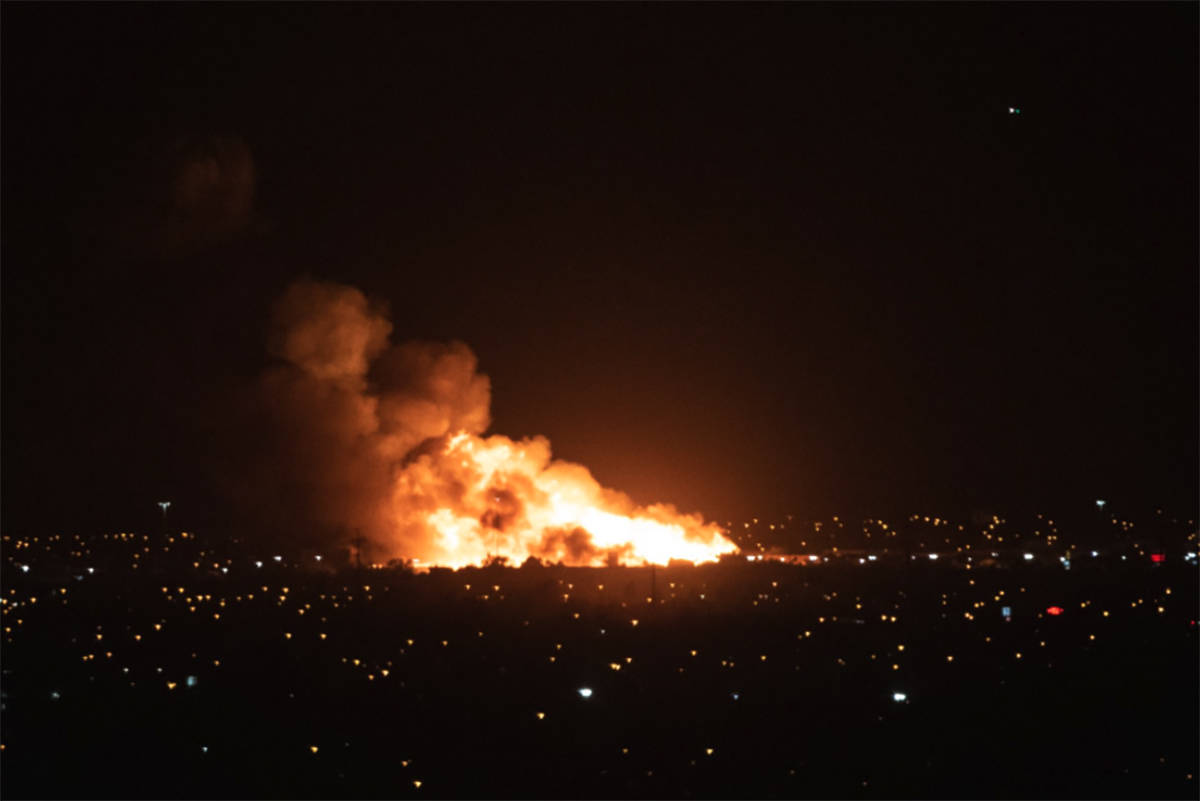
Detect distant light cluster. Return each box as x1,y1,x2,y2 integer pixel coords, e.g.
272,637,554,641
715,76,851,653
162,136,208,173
1,504,1195,796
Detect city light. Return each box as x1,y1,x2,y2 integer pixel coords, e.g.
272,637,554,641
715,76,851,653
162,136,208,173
3,506,1190,797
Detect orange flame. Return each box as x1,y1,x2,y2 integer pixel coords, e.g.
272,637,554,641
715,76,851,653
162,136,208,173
261,280,735,569
391,431,736,569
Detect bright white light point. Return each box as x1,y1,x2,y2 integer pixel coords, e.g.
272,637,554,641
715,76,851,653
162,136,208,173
273,555,283,562
731,692,740,700
928,554,938,560
1023,553,1035,561
892,692,907,702
255,561,263,568
1091,551,1099,557
577,687,593,698
1096,499,1106,508
314,555,322,561
867,555,877,561
20,565,29,573
186,675,198,688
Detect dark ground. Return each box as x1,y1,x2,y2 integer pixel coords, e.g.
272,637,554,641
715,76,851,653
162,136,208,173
1,515,1196,799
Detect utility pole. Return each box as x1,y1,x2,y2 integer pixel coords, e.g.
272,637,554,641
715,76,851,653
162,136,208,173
157,501,172,537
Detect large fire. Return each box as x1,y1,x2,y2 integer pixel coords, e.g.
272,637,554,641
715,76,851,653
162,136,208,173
255,280,737,569
394,431,736,568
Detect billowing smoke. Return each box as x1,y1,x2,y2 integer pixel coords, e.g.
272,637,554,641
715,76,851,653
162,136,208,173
246,279,735,567
165,135,256,253
74,133,257,259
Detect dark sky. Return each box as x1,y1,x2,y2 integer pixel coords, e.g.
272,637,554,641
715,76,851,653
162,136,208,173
3,3,1197,533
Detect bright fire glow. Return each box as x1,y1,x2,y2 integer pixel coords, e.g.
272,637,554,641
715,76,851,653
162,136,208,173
262,280,737,571
394,431,737,569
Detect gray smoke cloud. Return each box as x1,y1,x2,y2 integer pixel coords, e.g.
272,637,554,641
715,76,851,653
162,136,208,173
231,279,733,567
75,133,257,259
240,279,491,556
164,135,256,254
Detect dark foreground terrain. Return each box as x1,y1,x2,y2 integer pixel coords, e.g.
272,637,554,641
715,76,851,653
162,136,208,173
2,518,1197,799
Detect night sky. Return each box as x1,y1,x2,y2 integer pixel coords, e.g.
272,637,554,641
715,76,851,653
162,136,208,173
4,3,1197,534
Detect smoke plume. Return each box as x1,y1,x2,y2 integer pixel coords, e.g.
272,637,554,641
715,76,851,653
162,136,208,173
246,279,734,567
74,133,258,260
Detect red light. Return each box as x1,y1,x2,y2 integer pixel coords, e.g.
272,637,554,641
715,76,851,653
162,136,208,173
1150,553,1165,563
1046,606,1064,616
